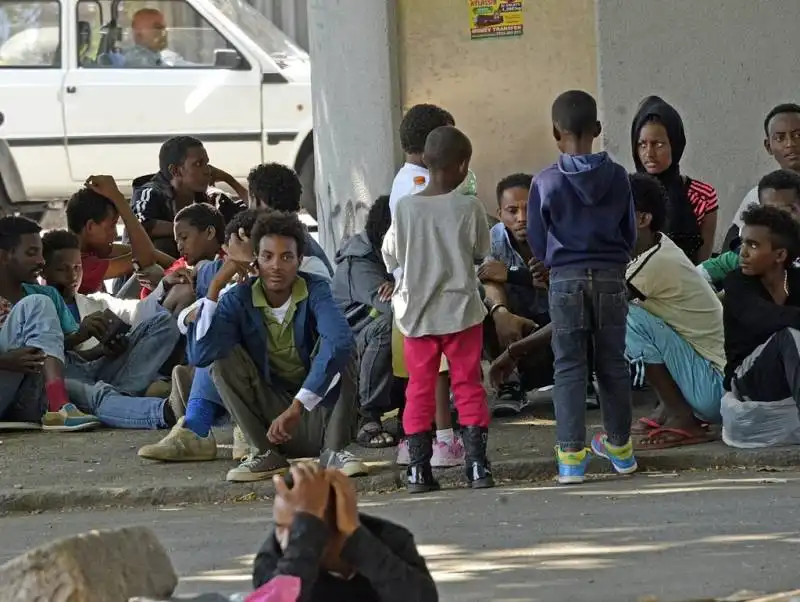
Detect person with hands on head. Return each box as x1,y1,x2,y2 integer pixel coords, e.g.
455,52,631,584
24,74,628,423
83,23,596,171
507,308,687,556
41,230,181,431
176,210,365,482
66,175,174,296
253,462,438,602
0,217,100,432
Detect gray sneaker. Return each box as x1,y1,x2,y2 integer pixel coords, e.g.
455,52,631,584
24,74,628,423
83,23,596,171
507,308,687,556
319,449,368,477
225,450,290,482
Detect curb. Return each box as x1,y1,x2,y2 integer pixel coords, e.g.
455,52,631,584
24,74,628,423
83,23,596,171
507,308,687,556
2,445,800,514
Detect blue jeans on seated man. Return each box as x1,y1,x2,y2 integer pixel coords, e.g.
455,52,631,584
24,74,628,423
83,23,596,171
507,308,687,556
65,311,180,429
549,267,632,449
0,295,65,422
625,304,724,423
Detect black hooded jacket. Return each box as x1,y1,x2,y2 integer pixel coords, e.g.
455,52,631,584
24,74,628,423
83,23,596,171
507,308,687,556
631,96,703,262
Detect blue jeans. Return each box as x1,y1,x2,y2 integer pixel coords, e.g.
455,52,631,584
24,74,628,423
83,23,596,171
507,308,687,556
626,305,724,423
0,295,65,421
66,311,179,429
549,267,632,448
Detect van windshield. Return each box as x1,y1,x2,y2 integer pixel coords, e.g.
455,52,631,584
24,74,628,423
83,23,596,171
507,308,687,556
208,0,308,68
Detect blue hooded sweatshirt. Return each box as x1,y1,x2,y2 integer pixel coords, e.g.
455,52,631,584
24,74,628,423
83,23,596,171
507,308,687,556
527,151,635,270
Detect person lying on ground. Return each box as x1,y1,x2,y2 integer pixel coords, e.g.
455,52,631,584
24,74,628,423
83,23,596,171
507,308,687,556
727,103,800,248
332,195,398,449
131,135,247,257
248,162,333,277
722,205,800,414
621,174,725,449
700,169,800,288
0,217,100,431
155,211,366,482
631,95,719,262
478,172,552,416
67,175,174,295
253,463,438,602
41,229,180,431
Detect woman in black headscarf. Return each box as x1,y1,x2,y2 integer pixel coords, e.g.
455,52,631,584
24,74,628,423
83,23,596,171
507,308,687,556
631,96,719,262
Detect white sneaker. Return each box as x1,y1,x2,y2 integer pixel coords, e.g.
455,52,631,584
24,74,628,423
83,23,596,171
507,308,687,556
232,425,249,461
138,417,217,462
431,436,465,468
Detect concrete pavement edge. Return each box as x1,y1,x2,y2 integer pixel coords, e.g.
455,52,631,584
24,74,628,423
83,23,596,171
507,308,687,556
2,445,799,514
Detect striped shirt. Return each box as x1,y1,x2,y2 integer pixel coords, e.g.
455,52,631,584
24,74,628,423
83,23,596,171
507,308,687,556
687,179,719,224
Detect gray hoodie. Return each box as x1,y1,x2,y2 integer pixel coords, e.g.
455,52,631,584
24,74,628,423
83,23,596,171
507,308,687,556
333,231,391,326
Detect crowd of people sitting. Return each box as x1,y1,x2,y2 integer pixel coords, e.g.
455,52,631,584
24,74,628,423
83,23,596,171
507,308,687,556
1,91,800,493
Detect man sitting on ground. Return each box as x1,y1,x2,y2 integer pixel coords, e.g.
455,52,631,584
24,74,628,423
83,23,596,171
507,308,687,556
253,464,437,602
701,169,800,288
333,195,397,448
67,176,174,295
41,230,180,431
175,211,365,481
623,173,725,449
131,135,247,257
478,173,552,415
247,162,333,277
722,205,800,434
0,217,99,431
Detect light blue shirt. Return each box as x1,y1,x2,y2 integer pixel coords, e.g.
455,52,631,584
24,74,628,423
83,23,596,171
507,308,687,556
22,284,79,335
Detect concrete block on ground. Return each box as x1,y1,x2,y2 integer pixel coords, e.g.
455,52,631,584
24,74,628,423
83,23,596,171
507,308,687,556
0,526,177,602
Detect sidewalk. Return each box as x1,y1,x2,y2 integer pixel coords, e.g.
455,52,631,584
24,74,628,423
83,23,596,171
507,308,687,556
1,390,798,514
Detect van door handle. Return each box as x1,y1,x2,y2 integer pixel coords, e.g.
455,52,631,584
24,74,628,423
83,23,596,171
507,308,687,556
66,86,76,94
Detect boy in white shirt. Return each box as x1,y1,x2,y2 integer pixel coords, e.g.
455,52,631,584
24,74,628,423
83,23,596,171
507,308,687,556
383,125,493,494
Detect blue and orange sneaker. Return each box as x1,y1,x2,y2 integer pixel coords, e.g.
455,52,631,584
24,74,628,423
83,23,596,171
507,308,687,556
556,446,592,484
591,433,637,475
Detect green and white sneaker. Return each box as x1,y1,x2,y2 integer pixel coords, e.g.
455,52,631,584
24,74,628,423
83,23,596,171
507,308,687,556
41,403,100,432
319,449,369,477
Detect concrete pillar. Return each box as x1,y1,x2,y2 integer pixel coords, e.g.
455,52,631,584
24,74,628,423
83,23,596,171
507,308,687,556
307,0,401,257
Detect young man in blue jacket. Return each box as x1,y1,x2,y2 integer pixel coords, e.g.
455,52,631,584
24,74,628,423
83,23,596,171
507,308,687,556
177,210,365,482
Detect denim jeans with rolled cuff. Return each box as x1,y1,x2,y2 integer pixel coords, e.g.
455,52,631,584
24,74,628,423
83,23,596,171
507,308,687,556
549,267,632,449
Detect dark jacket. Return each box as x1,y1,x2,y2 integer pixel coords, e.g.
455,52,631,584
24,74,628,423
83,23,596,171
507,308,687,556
253,513,438,602
722,267,800,388
185,272,354,403
527,151,635,270
332,231,391,327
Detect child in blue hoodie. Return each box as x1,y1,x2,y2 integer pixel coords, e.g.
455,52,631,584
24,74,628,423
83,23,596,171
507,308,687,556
528,90,637,484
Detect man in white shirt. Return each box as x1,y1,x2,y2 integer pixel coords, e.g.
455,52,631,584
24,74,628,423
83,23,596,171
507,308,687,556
727,103,800,247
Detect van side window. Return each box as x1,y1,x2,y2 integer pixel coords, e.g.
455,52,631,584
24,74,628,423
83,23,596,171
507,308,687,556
0,1,61,68
78,0,240,69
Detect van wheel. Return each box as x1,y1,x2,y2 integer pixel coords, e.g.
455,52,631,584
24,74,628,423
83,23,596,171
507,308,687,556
297,152,316,221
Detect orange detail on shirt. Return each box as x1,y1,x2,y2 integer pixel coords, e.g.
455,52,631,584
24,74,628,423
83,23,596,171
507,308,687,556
413,176,426,186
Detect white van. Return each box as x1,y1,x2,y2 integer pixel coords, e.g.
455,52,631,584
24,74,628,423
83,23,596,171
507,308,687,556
0,0,315,223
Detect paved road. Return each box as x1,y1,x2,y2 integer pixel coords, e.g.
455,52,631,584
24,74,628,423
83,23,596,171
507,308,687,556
2,469,800,602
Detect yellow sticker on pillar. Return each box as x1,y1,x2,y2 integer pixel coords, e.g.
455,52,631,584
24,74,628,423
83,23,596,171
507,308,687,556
468,0,524,40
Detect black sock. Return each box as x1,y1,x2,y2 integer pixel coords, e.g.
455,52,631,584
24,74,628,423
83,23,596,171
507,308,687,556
163,402,177,429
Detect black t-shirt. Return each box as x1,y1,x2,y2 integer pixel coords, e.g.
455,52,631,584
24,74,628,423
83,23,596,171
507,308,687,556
722,267,800,388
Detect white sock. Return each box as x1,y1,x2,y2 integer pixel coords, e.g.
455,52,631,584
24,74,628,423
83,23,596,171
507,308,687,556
436,428,454,445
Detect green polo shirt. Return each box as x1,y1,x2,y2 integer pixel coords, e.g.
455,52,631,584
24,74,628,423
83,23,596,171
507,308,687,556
252,278,309,386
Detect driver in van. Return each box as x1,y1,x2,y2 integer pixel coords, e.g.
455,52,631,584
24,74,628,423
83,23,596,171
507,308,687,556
123,8,168,68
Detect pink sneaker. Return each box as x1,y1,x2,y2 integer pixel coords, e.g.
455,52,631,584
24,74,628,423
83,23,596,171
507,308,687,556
396,439,410,466
431,436,465,468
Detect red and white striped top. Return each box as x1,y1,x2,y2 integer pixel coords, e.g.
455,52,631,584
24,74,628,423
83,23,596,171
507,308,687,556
687,178,719,224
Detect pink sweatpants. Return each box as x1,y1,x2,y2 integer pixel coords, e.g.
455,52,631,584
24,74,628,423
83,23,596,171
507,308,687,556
402,323,490,435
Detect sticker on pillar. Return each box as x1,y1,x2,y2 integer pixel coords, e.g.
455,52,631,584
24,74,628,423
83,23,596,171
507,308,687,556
468,0,524,40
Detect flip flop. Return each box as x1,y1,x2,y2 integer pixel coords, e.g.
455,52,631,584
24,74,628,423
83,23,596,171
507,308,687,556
356,420,397,449
631,417,661,435
636,426,717,451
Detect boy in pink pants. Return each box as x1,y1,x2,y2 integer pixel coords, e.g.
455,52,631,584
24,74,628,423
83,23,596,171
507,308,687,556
382,125,493,494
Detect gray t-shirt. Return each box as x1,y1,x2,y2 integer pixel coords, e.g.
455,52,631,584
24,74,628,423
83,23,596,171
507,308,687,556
382,191,490,337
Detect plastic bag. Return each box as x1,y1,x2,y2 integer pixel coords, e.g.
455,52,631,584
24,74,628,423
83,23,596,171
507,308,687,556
245,575,301,602
720,390,800,449
457,169,478,196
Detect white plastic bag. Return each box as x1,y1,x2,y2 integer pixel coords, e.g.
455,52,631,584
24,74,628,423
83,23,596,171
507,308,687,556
720,390,800,449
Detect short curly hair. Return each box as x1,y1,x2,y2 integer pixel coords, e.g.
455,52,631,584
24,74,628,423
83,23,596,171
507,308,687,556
629,173,668,233
175,203,226,244
496,173,532,206
66,188,117,233
42,229,80,263
365,195,391,250
250,210,306,257
758,169,800,200
224,208,262,244
399,104,455,155
247,163,303,212
742,204,800,267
